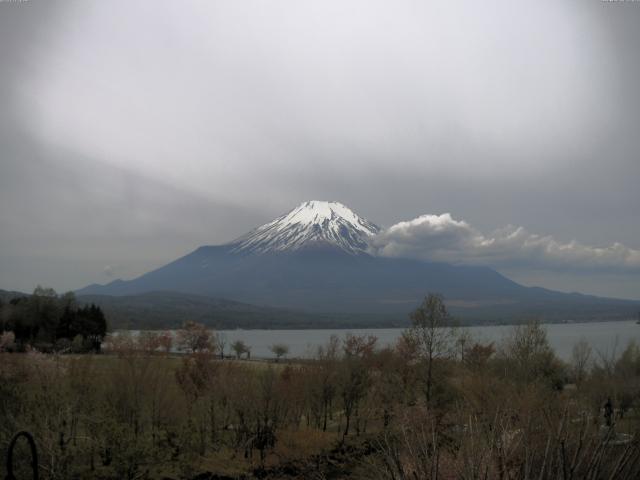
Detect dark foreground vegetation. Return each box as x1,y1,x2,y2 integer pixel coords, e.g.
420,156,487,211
2,294,640,479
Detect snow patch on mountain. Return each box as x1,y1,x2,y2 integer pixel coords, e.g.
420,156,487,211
230,201,380,255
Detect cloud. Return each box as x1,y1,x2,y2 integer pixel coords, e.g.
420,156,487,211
370,214,640,272
17,0,620,202
103,265,115,278
1,1,639,299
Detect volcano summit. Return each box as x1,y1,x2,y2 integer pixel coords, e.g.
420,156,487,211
78,201,639,322
230,201,380,255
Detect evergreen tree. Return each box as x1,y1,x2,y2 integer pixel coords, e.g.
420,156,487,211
2,289,108,352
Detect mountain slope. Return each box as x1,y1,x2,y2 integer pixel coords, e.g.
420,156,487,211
77,201,640,322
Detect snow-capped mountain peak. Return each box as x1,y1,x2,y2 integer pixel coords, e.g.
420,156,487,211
230,200,380,255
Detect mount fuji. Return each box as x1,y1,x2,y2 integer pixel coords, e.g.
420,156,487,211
230,201,380,255
77,201,639,322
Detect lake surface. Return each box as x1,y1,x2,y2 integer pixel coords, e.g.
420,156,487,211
131,320,640,361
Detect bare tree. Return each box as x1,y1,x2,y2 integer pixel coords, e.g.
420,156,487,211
316,335,340,431
464,341,495,370
157,330,173,354
404,293,456,404
176,321,214,354
216,333,227,359
571,337,592,384
500,320,561,386
231,339,249,359
270,343,289,362
456,328,472,363
0,330,15,352
340,334,377,437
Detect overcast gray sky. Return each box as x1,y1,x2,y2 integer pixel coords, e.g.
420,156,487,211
1,0,639,299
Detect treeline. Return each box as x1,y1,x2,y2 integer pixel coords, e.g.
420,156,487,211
2,294,640,479
76,291,406,331
0,286,107,353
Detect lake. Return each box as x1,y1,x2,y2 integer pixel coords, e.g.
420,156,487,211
135,320,640,361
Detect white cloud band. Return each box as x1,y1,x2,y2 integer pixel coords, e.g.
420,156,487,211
369,213,640,271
